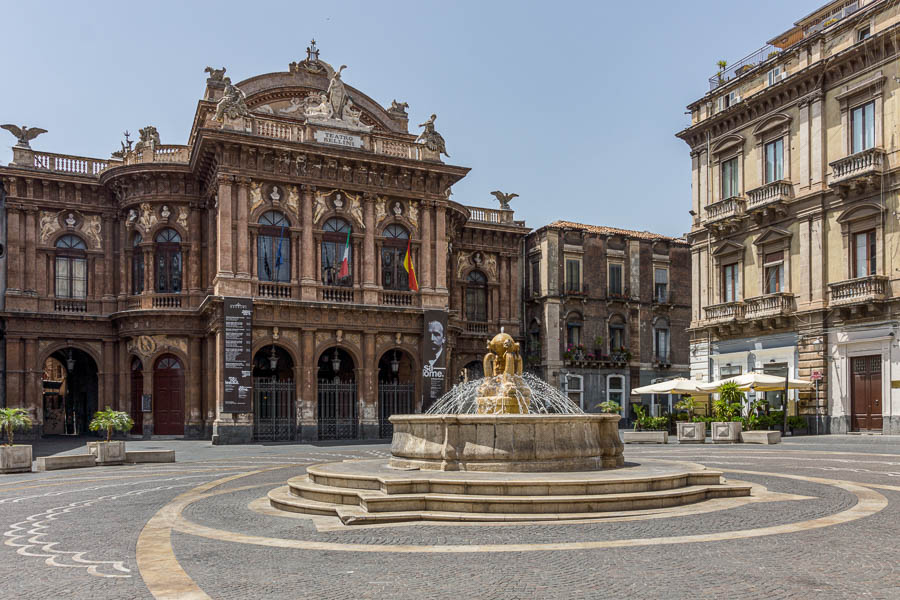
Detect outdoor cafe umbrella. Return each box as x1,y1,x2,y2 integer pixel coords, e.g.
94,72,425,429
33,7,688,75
696,373,813,393
631,377,712,396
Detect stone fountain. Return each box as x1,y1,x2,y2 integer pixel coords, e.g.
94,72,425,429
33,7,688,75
268,330,752,525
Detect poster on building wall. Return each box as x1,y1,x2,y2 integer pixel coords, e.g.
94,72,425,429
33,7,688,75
223,297,253,412
422,310,448,411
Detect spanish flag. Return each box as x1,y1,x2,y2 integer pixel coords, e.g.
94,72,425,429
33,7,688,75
403,238,418,291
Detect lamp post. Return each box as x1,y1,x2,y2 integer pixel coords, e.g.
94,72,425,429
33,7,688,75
331,350,341,383
390,351,400,384
268,345,279,371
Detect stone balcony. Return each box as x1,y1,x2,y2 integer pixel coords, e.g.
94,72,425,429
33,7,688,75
828,275,889,307
828,147,886,195
744,293,794,320
703,197,745,234
703,301,745,324
746,181,792,217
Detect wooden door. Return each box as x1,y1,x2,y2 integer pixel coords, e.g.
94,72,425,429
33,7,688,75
851,355,882,431
153,355,185,435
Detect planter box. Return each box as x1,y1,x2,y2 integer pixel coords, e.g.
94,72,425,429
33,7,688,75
677,422,707,444
623,430,668,444
88,441,125,465
0,445,33,474
711,422,742,443
741,430,781,444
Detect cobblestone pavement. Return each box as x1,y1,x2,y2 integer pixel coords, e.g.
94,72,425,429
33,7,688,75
1,435,899,599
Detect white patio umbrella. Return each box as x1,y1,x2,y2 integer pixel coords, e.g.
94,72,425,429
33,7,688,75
697,373,813,393
631,377,712,396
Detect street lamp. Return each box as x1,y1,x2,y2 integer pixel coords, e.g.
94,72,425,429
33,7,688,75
390,351,400,374
268,345,279,371
331,350,341,373
66,348,75,372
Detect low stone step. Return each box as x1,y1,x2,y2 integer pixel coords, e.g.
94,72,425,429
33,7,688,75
304,466,724,497
35,454,96,472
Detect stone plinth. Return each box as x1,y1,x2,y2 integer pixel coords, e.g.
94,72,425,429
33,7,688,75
388,414,623,472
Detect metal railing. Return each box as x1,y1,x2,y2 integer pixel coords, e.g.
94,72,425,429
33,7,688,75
709,44,779,91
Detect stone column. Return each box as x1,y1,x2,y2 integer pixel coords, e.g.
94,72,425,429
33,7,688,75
101,340,115,412
102,214,115,300
421,201,433,292
362,193,377,303
235,178,250,279
144,247,153,295
206,200,217,293
119,224,129,299
215,176,234,279
299,330,317,440
6,338,23,409
300,185,316,300
24,338,39,423
360,331,378,439
188,336,203,437
189,203,202,294
24,208,36,293
435,205,447,295
142,350,154,438
6,207,21,292
499,255,509,321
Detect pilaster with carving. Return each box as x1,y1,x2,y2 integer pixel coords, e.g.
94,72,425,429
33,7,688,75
300,184,317,300
362,192,377,303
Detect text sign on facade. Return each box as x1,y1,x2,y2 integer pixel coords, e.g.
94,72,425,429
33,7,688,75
422,310,448,411
811,371,823,381
223,297,253,413
314,129,363,148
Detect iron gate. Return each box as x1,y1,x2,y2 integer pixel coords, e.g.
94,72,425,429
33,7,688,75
318,380,358,440
378,382,415,438
253,377,295,441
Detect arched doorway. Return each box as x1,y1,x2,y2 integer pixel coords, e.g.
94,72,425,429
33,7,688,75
153,355,184,435
377,349,415,438
131,357,144,435
317,347,356,440
252,345,295,441
42,348,98,436
462,360,484,382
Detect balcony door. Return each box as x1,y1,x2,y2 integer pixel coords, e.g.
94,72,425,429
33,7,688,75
851,355,882,431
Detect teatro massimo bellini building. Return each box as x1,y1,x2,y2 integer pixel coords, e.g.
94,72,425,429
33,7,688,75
0,45,529,443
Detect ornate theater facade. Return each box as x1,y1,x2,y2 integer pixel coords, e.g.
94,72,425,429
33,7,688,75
0,44,529,443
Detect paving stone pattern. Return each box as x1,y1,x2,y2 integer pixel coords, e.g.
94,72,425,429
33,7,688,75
0,436,898,599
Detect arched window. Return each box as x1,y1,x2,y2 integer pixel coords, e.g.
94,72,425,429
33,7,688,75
609,314,627,356
566,312,583,348
465,270,488,322
321,218,351,287
154,228,182,293
257,211,290,282
381,224,411,290
55,235,87,299
132,233,144,294
653,317,670,362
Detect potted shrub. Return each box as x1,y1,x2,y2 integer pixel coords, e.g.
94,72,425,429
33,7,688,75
711,382,743,443
624,405,669,443
88,408,134,465
596,400,621,414
674,397,705,443
0,408,33,474
788,416,808,436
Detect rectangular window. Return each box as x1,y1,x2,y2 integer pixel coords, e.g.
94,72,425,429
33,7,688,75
566,375,584,411
566,259,581,293
767,65,785,86
55,257,69,298
608,263,623,296
530,260,540,296
721,157,739,199
764,250,784,294
720,365,742,378
607,376,624,406
722,263,739,302
609,325,624,351
853,230,876,277
857,26,870,42
764,362,789,410
654,328,669,362
851,101,875,153
765,138,784,183
654,268,668,303
567,323,582,348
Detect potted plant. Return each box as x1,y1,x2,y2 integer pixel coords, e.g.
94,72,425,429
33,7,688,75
593,336,604,354
596,400,621,414
788,416,808,436
88,407,134,465
711,382,743,443
624,405,669,443
716,59,728,84
674,397,705,443
0,408,33,474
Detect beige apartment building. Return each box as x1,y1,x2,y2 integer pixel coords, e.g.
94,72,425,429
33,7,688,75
676,0,900,433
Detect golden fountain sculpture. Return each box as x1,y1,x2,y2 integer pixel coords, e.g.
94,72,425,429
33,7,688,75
476,332,533,414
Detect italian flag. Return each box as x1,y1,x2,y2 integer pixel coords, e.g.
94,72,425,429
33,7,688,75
404,238,418,291
338,230,351,279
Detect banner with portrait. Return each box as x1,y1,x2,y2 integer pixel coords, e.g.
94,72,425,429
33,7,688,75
421,310,448,411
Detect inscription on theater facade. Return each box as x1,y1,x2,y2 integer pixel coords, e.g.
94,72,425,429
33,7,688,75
314,129,363,148
223,298,253,413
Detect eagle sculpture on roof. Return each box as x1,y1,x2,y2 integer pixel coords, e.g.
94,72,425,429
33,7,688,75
1,124,48,148
490,191,518,210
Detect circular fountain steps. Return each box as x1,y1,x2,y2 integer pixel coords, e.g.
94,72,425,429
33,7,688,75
268,459,753,525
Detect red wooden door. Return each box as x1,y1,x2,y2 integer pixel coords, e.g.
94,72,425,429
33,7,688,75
153,355,185,435
131,359,143,435
851,355,882,431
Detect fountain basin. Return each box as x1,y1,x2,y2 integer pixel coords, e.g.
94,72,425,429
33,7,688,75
389,414,623,472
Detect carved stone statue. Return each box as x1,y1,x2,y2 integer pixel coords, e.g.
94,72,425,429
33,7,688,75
204,66,226,82
215,77,250,122
160,205,171,220
65,213,76,228
415,114,449,157
392,202,403,216
270,186,281,202
476,332,531,414
490,190,518,210
388,100,409,117
326,65,349,120
1,124,48,148
134,126,160,152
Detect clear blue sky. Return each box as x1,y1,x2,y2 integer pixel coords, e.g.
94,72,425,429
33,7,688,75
1,0,822,237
